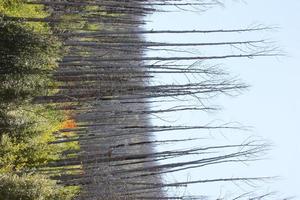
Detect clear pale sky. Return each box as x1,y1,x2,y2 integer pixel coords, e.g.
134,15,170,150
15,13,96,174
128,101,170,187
144,0,300,198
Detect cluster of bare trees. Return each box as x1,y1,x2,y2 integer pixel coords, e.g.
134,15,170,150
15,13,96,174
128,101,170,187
17,0,283,199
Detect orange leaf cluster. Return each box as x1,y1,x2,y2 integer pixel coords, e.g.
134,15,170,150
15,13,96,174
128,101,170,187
61,119,77,129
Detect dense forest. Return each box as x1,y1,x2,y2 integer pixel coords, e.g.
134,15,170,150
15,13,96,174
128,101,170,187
0,0,283,200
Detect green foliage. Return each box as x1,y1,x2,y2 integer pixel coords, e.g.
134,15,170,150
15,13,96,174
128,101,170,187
0,2,81,200
0,104,64,139
0,134,61,173
0,105,78,173
0,173,78,200
0,0,50,33
0,18,62,106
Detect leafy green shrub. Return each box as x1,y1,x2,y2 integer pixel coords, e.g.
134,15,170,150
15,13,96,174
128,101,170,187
0,104,64,139
0,134,61,173
0,107,78,173
0,173,78,200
